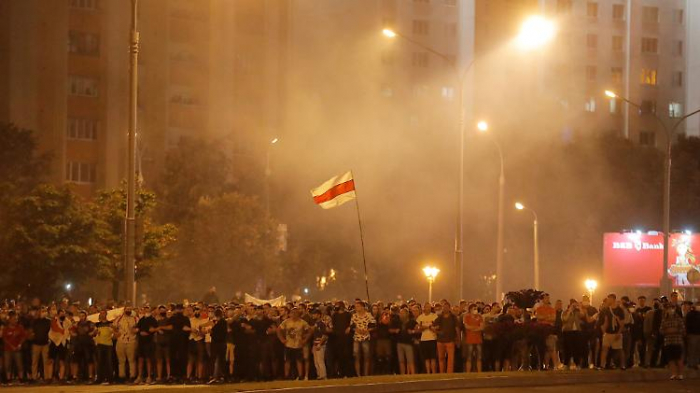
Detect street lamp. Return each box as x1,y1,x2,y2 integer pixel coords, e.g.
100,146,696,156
477,121,505,302
516,16,557,51
584,279,598,305
515,202,540,289
423,266,440,303
604,90,700,294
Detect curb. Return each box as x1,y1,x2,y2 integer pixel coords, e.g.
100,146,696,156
235,369,700,393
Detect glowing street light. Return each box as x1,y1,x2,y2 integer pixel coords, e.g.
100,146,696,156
604,90,617,98
515,202,540,289
584,279,598,305
477,120,489,132
423,266,440,303
382,28,397,38
271,137,279,144
516,16,557,51
65,283,72,291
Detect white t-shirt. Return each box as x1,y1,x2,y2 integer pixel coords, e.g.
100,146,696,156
189,317,207,341
416,313,438,341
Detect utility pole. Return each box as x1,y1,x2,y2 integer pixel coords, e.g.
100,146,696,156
125,0,139,306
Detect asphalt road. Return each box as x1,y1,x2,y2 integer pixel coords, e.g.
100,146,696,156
431,380,700,393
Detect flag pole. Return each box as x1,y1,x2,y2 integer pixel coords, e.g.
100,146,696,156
352,175,371,304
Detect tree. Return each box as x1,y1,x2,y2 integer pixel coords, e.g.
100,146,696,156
154,137,232,225
170,192,278,300
0,123,50,196
91,186,177,300
0,185,100,300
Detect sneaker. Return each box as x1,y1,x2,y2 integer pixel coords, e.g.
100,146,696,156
588,364,595,370
670,375,678,380
134,377,143,385
146,377,154,385
677,375,684,380
101,381,110,385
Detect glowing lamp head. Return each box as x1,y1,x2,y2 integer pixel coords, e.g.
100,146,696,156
584,279,598,292
477,121,489,132
271,137,279,144
515,202,525,210
516,16,556,50
423,266,440,280
65,283,72,291
382,28,397,38
604,90,617,99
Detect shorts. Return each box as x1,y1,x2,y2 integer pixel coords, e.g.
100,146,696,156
602,333,623,350
302,343,310,361
138,341,155,359
419,340,437,360
376,338,393,358
188,340,205,363
226,343,235,363
49,343,68,361
353,340,371,360
72,340,95,363
397,342,415,363
463,343,482,360
545,334,558,351
155,343,169,362
664,344,683,361
284,347,303,363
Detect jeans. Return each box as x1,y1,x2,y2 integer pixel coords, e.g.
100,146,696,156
561,331,584,367
115,341,137,379
4,350,24,379
436,342,455,373
687,334,700,369
95,344,113,382
31,344,50,380
312,344,327,379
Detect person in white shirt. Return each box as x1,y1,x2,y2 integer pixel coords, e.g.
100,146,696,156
113,305,139,381
416,303,438,374
187,307,207,381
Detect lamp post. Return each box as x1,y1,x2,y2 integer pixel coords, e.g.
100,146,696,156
265,137,279,216
477,121,505,301
124,0,140,305
584,279,598,305
383,17,554,301
515,202,540,289
423,266,440,303
604,90,700,295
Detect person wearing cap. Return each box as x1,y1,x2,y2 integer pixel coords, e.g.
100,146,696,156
310,308,329,379
187,306,207,382
135,305,158,384
94,310,115,385
153,305,173,383
70,310,95,383
168,304,191,383
329,301,352,378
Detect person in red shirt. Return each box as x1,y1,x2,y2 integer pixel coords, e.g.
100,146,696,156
2,311,28,382
463,304,484,372
535,293,561,370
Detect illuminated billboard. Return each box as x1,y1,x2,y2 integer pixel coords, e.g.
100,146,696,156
603,232,700,287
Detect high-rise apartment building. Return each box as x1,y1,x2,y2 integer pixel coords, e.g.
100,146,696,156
0,0,288,197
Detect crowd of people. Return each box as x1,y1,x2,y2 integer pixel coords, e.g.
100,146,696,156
0,290,699,386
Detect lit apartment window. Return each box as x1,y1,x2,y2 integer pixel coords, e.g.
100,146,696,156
672,71,683,87
68,31,100,56
65,162,97,183
67,118,98,140
612,35,623,52
642,6,659,23
70,0,100,10
585,97,596,112
612,4,625,21
412,52,429,67
640,100,657,114
640,68,657,86
586,65,597,81
412,20,429,35
641,37,658,54
675,41,684,56
587,2,598,18
557,0,573,15
586,34,598,50
669,102,683,118
639,131,656,147
441,87,455,100
611,67,623,84
68,75,99,97
675,9,684,24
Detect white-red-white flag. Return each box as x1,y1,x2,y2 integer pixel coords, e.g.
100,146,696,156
311,171,356,209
